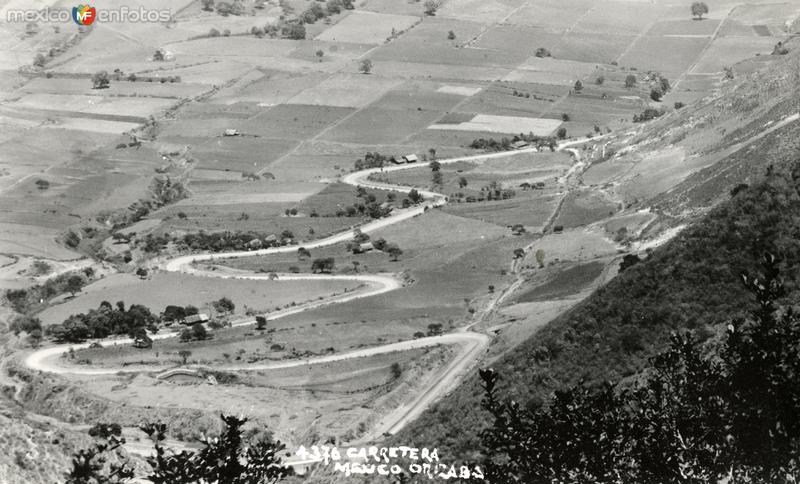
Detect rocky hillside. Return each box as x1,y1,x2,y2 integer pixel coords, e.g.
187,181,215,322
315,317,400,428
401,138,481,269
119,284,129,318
583,38,800,227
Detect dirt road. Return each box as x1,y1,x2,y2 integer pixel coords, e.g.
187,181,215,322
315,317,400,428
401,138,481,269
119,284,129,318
24,137,597,437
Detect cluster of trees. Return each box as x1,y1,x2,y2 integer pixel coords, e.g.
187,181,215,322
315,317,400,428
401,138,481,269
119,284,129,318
299,0,352,24
212,297,235,313
480,253,800,482
45,301,158,343
4,268,93,314
179,323,209,342
66,414,291,483
469,133,557,152
394,161,800,460
171,230,290,253
162,305,199,323
8,315,43,346
430,160,443,186
330,186,396,219
519,181,546,190
311,257,335,273
201,0,247,15
480,181,516,201
97,177,188,231
423,0,439,15
353,151,391,171
633,107,666,123
647,72,672,101
345,229,403,260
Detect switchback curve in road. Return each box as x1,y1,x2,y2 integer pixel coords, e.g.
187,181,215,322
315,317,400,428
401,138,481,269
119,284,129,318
25,137,598,435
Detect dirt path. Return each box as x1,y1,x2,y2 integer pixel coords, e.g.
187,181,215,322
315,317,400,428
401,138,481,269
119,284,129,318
24,137,597,437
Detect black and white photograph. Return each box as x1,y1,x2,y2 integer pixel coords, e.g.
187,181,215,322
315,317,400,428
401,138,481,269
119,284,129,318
0,0,799,482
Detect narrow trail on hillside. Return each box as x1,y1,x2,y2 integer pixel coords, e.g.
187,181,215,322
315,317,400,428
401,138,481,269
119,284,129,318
24,137,600,439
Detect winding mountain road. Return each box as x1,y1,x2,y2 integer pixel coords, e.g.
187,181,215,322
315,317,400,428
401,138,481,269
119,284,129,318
24,137,597,437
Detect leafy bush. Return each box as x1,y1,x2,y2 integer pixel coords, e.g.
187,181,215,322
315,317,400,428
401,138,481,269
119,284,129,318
67,415,291,483
479,253,800,482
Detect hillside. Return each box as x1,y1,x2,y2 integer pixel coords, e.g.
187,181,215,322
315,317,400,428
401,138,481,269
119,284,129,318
393,47,800,461
580,38,800,226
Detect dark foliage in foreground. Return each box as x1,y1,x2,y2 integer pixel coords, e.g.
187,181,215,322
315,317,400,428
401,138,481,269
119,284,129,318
480,254,800,482
67,414,291,484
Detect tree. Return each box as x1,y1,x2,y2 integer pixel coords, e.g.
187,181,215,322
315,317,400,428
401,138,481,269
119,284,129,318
33,53,47,68
427,323,443,336
488,285,495,294
511,224,526,235
595,75,604,85
390,362,402,379
447,30,455,40
359,59,373,74
69,415,291,483
35,178,50,190
691,1,709,19
556,127,567,139
315,49,324,61
192,324,208,341
179,328,192,342
513,248,525,259
135,267,148,279
624,73,637,88
10,315,42,335
424,0,439,15
297,247,311,260
458,177,468,189
573,80,583,92
408,189,423,204
386,244,403,261
92,71,109,89
534,249,545,268
162,305,186,323
66,423,132,484
432,171,443,186
534,47,551,58
326,0,342,14
201,0,214,11
212,297,235,313
255,316,267,330
178,349,191,364
352,228,370,243
311,257,335,273
650,87,663,102
66,274,85,297
282,21,306,40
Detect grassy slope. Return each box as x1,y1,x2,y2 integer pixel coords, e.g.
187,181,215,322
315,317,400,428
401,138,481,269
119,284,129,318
393,148,800,461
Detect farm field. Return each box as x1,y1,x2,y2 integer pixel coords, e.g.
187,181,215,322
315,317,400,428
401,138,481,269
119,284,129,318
371,151,571,195
553,188,620,228
513,260,606,303
37,272,360,326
